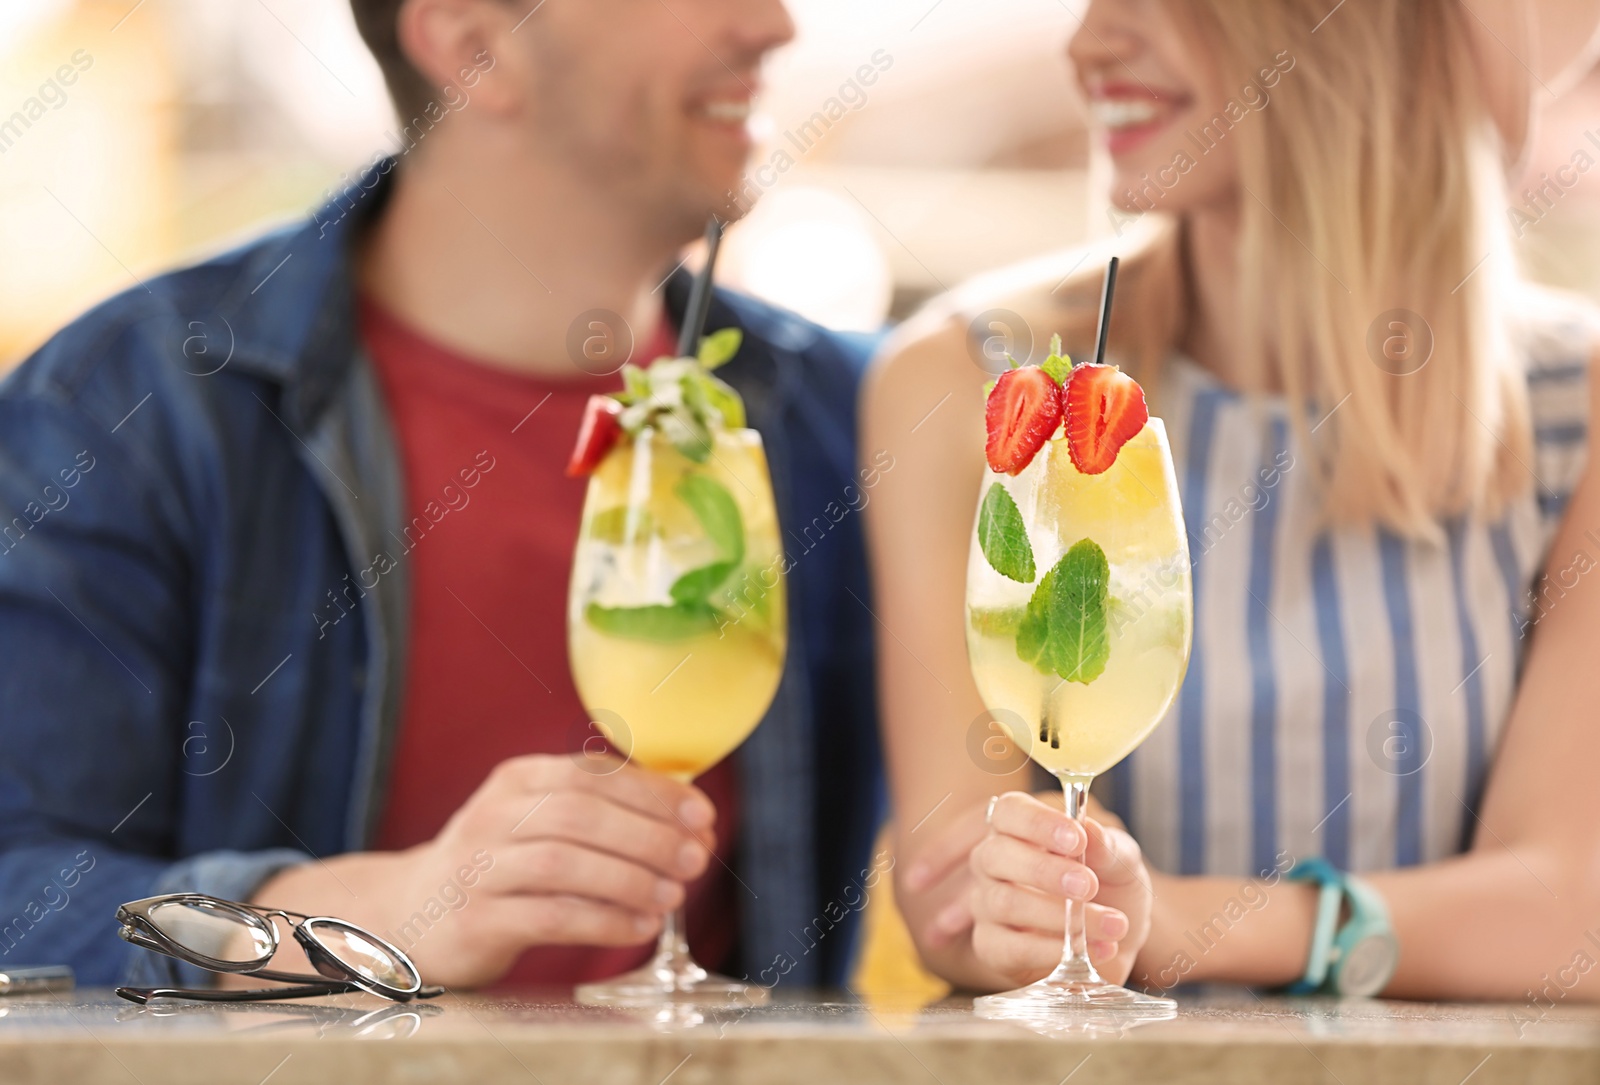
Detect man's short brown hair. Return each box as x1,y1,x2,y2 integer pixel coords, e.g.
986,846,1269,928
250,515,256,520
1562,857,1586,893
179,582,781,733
349,0,436,123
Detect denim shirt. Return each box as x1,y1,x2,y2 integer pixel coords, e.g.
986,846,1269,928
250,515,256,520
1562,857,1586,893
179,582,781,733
0,163,883,987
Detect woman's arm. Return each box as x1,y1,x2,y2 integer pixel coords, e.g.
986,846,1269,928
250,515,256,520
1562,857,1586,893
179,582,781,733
861,314,1147,989
1132,347,1600,1000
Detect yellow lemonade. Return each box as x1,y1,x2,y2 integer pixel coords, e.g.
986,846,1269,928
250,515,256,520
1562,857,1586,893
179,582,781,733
569,624,783,778
965,421,1192,781
569,429,787,779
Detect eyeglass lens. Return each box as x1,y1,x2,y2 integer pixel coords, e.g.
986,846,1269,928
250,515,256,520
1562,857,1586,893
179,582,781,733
145,898,275,964
303,920,417,990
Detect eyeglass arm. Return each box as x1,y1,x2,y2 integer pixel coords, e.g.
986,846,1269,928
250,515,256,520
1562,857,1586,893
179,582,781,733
116,980,444,1005
116,981,360,1005
255,966,355,985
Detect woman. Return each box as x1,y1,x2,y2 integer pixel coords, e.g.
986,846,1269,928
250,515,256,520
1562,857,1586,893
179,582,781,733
864,0,1600,998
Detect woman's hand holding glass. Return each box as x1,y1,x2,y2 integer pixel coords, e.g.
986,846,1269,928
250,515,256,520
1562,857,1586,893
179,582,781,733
905,792,1154,988
968,793,1153,988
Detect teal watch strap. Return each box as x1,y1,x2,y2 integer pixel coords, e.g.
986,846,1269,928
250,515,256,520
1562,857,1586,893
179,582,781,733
1330,871,1400,997
1286,857,1344,994
1285,858,1399,996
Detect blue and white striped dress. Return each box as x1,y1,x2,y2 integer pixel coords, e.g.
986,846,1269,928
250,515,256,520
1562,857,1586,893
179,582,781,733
1102,297,1594,878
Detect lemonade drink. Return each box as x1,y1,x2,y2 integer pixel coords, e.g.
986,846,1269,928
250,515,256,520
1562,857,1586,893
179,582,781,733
569,429,786,778
966,422,1191,780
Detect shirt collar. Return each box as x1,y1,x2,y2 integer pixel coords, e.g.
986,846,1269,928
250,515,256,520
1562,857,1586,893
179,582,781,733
219,157,397,427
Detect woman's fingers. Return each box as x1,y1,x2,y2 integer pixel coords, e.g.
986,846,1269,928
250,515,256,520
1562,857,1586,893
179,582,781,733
971,921,1059,982
972,875,1128,941
1087,938,1122,964
902,798,991,893
936,866,1129,946
968,910,1125,978
1087,902,1130,943
1082,794,1127,833
975,876,1063,932
1081,816,1145,889
987,791,1085,856
971,831,1099,900
903,789,1086,895
923,893,974,949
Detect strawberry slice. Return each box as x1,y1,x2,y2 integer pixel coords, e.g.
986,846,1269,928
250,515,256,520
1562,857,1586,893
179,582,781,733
1064,363,1148,475
985,367,1064,475
566,395,625,477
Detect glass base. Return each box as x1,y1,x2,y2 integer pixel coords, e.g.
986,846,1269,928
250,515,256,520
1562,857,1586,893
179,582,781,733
618,1002,710,1032
575,959,770,1010
975,979,1177,1019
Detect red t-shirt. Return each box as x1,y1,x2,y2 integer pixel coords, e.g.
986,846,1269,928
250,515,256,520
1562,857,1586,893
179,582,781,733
361,297,740,987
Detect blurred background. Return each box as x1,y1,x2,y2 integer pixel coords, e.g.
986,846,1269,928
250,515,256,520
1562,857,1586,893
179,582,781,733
4,0,1600,369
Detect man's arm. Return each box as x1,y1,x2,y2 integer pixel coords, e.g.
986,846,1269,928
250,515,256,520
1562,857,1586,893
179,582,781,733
0,388,313,984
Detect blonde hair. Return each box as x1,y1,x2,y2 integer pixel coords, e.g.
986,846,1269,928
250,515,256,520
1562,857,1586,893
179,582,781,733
1044,0,1534,538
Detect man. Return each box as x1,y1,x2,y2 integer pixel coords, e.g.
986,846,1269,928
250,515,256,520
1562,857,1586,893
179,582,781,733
0,0,881,990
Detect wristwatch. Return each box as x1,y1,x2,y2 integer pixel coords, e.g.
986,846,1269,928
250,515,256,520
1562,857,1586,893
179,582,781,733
1285,857,1400,997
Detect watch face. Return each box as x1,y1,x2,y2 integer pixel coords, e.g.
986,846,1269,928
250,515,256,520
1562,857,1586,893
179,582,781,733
1338,933,1400,997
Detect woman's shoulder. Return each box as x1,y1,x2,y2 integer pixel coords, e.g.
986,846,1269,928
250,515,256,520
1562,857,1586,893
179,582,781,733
874,250,1090,379
873,222,1177,391
1508,283,1600,524
872,220,1184,410
1509,281,1600,378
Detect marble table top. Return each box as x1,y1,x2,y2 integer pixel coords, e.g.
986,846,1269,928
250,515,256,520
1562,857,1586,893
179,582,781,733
0,988,1595,1084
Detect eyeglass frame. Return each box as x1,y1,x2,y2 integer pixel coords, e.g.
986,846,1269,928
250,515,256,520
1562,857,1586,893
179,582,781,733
113,893,445,1005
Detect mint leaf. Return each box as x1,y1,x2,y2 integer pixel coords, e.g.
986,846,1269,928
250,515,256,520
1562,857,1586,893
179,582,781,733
610,346,750,454
660,408,713,463
586,476,749,642
698,327,743,370
978,484,1035,582
619,364,652,405
671,560,738,605
680,375,714,433
1016,538,1110,684
586,601,720,641
697,369,745,428
676,475,744,563
1041,353,1071,386
1041,334,1071,385
665,474,745,606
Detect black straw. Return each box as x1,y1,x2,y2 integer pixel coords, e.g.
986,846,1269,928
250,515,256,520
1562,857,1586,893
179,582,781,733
676,216,725,358
1092,255,1119,367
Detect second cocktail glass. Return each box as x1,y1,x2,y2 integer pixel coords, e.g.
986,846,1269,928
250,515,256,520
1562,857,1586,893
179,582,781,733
966,414,1192,1018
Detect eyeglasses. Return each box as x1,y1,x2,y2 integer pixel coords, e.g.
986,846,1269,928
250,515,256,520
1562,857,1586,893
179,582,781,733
113,894,445,1005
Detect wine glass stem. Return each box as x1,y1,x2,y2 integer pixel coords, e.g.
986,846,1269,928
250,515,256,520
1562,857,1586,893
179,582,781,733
653,906,693,977
1050,774,1103,985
